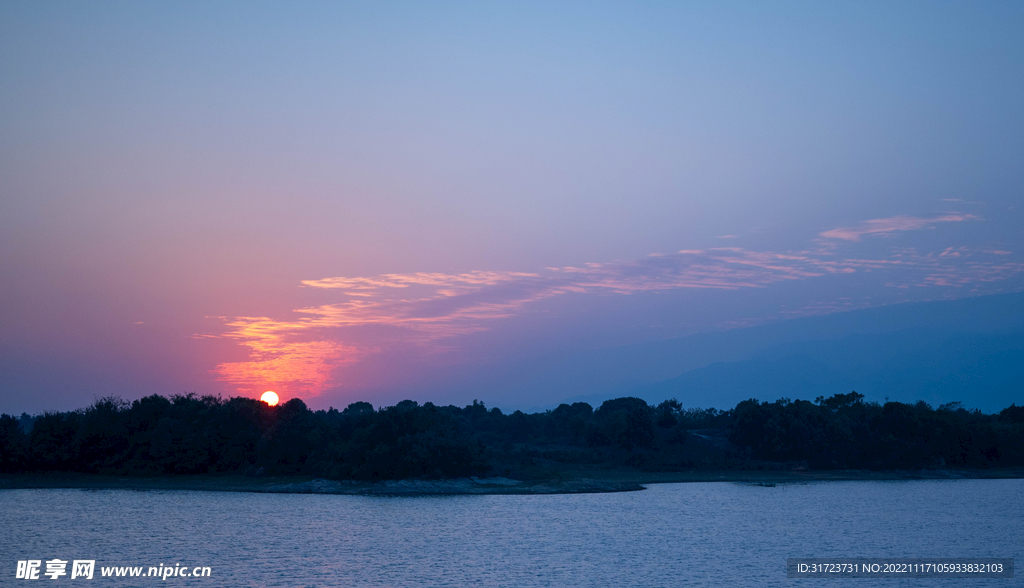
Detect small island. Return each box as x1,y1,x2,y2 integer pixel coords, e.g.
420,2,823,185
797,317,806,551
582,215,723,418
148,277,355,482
2,393,1023,495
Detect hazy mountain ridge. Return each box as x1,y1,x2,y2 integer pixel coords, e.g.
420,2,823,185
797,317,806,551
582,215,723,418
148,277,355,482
546,292,1024,412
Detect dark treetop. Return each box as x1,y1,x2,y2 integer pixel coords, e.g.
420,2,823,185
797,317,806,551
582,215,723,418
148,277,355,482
2,392,1023,480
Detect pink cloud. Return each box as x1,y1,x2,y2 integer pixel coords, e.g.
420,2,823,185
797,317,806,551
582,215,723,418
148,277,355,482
204,214,1021,400
301,271,539,292
818,214,978,241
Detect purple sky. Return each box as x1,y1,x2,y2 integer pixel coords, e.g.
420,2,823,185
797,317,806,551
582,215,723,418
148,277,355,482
2,2,1023,413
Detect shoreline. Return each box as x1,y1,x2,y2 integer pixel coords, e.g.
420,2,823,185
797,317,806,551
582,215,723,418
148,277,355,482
2,468,1022,496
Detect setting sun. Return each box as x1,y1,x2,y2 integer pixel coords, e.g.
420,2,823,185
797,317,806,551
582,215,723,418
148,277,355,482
260,391,279,406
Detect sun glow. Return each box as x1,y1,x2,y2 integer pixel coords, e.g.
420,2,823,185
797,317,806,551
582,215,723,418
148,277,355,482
260,391,280,406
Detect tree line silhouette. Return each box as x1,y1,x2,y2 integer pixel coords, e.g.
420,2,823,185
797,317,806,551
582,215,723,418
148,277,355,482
1,392,1022,479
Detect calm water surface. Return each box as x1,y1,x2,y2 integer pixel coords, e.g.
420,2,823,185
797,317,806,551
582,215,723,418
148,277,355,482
2,480,1020,587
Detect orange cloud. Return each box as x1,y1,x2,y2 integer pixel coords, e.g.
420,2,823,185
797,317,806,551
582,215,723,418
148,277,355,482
211,314,365,399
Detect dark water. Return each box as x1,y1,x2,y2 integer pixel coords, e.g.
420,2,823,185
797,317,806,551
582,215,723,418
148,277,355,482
2,479,1020,587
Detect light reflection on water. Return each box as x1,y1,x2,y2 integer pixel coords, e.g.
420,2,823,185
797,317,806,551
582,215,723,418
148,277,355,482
1,479,1020,587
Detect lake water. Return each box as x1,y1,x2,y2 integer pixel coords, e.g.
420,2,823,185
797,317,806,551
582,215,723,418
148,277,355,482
1,479,1020,587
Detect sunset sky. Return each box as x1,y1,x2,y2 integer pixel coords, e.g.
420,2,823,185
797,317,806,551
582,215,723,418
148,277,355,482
2,2,1023,414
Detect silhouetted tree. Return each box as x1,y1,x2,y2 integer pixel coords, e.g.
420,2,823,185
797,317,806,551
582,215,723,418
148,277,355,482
2,391,1022,479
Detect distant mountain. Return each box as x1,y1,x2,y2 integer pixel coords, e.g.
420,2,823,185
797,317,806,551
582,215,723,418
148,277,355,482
538,292,1024,412
619,329,1024,412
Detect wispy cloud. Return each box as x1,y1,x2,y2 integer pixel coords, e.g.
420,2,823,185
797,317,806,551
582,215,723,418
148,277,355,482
301,271,539,293
818,214,978,241
206,214,1020,398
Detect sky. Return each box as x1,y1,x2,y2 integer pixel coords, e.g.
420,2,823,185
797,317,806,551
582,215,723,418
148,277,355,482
2,1,1023,414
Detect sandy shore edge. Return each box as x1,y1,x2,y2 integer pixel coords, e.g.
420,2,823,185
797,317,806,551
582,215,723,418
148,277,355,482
2,468,1022,496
